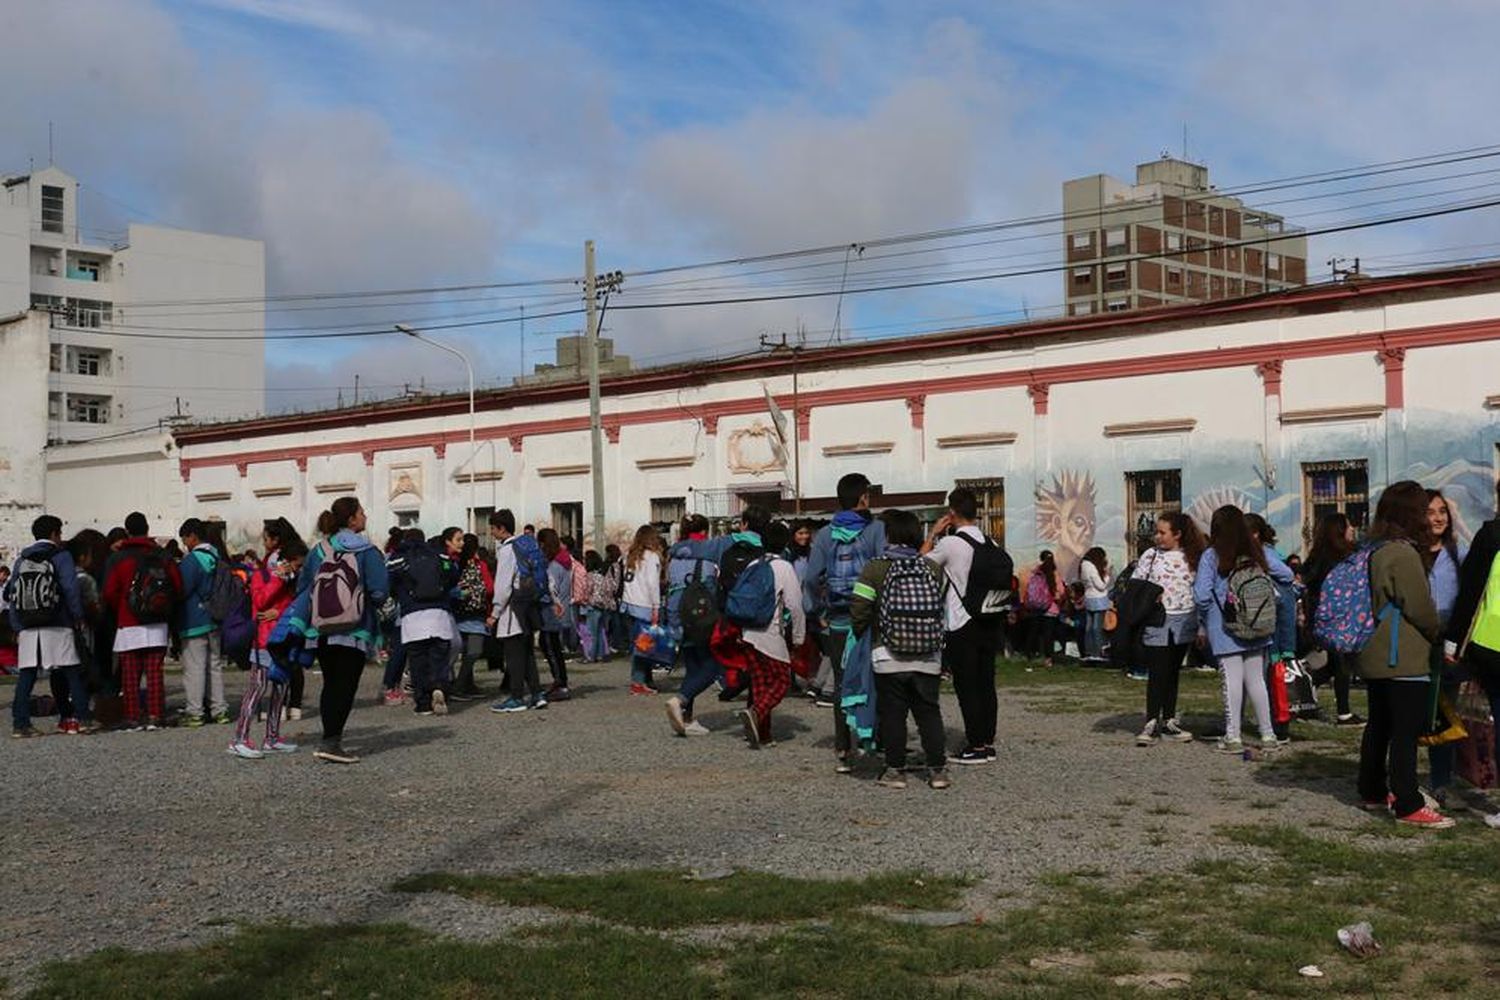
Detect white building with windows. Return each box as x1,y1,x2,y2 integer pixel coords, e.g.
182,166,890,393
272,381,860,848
0,166,265,443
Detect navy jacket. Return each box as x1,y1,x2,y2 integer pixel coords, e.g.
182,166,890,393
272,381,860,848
7,540,85,631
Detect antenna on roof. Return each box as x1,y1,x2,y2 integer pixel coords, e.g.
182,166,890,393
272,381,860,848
48,121,54,167
1182,123,1188,162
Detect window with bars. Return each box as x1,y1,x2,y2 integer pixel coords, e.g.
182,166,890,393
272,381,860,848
1302,460,1369,545
40,185,64,234
551,502,584,540
955,477,1005,547
71,348,107,376
650,497,686,530
66,298,112,329
395,510,421,529
1125,470,1182,557
66,393,111,425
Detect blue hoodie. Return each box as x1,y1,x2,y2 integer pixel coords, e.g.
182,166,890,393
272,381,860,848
803,510,886,624
177,544,220,639
7,540,84,631
1193,545,1295,657
298,529,390,649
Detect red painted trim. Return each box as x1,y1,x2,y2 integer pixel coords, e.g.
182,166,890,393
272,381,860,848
295,456,308,473
508,435,524,452
178,314,1500,476
433,442,447,459
702,414,720,436
1255,360,1284,396
174,264,1500,447
361,450,375,467
1378,348,1406,409
795,410,810,443
905,395,926,430
604,418,622,444
1028,383,1050,417
235,461,248,478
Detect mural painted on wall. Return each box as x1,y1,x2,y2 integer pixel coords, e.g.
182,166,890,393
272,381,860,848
1035,471,1097,582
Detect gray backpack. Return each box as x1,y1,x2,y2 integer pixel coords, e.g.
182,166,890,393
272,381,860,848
1220,560,1276,643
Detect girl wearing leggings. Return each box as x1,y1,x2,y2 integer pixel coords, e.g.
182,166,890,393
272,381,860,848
230,519,307,759
1194,505,1294,755
300,497,389,765
1133,512,1207,745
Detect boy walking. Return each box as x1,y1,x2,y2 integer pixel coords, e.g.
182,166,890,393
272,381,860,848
6,516,87,738
725,508,806,748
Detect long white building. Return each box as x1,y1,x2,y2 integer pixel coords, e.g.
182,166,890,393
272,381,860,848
0,165,265,443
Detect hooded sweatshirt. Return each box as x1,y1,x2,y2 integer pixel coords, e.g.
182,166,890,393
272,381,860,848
7,540,84,631
177,543,221,638
803,510,886,623
297,529,390,652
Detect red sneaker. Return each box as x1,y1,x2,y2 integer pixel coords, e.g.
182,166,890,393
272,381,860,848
629,682,657,696
57,718,80,735
1395,806,1455,829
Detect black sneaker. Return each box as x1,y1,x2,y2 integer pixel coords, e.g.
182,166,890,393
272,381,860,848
1336,713,1366,727
10,726,41,739
954,747,991,766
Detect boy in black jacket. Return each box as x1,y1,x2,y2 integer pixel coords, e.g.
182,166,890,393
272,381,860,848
387,530,461,716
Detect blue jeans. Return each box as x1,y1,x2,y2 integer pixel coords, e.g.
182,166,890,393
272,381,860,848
583,607,610,661
12,666,88,729
677,643,721,717
1083,610,1107,659
382,633,407,690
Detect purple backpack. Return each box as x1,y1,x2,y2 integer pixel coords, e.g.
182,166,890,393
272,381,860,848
1313,543,1400,661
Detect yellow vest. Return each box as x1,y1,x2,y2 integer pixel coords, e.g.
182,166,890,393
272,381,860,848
1470,553,1500,653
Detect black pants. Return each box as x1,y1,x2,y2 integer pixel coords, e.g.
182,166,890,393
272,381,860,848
288,662,305,709
500,633,540,700
1029,615,1057,660
405,637,450,712
317,643,366,745
944,620,999,749
875,671,946,770
1331,650,1353,716
1144,641,1189,723
819,626,852,754
539,630,569,687
1358,678,1430,817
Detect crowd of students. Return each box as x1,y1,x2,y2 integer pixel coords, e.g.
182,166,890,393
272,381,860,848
6,472,1500,826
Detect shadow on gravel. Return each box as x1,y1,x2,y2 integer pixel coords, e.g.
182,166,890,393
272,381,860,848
1089,712,1142,735
350,724,458,757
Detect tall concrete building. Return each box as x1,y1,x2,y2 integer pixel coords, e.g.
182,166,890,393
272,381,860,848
0,166,266,442
1062,157,1307,317
516,334,632,386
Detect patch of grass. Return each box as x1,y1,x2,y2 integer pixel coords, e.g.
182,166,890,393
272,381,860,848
392,868,969,929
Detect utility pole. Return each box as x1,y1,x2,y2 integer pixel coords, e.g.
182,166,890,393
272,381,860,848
760,332,803,514
584,243,624,549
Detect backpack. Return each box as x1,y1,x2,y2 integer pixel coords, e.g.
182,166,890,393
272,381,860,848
724,555,779,629
1023,571,1053,613
403,545,448,605
825,530,872,616
718,540,763,606
570,559,589,605
219,567,257,660
877,557,945,656
10,551,61,628
458,559,490,617
510,534,550,608
678,560,722,646
204,555,249,624
588,566,619,611
310,543,365,634
1220,559,1278,643
1313,543,1396,655
956,533,1015,622
126,548,176,624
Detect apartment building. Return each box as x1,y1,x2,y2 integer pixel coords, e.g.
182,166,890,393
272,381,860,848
0,166,266,442
1062,157,1308,317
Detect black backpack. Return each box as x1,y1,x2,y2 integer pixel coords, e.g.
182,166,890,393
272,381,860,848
126,549,176,624
717,540,763,608
678,559,721,645
404,545,449,604
10,551,61,628
956,533,1015,622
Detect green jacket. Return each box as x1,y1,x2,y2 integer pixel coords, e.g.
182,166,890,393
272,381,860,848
1352,540,1442,681
849,555,945,641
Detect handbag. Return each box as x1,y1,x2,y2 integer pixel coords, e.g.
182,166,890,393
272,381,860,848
1103,607,1119,632
1418,692,1469,747
633,612,678,667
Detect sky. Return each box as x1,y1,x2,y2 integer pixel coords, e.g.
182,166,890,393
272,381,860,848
4,1,1500,418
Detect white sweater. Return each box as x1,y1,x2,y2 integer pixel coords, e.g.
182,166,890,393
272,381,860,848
1080,561,1111,600
741,557,807,663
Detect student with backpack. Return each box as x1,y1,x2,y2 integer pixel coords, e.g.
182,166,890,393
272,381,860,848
1131,512,1206,746
299,497,390,764
665,513,735,736
582,550,614,662
229,524,309,759
6,516,87,739
719,507,805,748
56,531,106,733
1194,505,1294,755
387,528,461,717
452,533,494,701
487,509,547,713
1303,513,1362,726
804,474,887,772
537,528,574,700
922,488,1013,765
101,513,182,731
1023,552,1065,667
620,524,666,695
850,509,952,789
1339,481,1450,828
176,518,229,727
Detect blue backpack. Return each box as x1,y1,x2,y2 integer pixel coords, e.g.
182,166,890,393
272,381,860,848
1313,542,1399,660
826,531,873,616
725,555,779,629
510,533,551,602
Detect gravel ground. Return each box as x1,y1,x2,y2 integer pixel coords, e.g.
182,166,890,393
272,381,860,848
0,658,1372,990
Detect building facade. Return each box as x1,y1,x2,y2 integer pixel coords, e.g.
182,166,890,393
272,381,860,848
0,311,52,564
0,166,266,443
30,264,1500,582
1063,157,1308,317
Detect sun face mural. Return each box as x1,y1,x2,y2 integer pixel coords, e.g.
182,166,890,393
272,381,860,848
1035,471,1097,582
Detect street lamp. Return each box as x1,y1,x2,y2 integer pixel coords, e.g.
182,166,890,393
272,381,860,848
396,323,476,534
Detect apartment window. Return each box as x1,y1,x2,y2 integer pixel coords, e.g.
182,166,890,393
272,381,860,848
71,348,107,377
1125,470,1182,557
1069,232,1092,251
1104,263,1129,291
551,502,584,540
1302,460,1370,545
1104,227,1127,255
1105,297,1130,312
49,344,62,373
40,185,64,234
955,477,1005,547
1267,252,1281,271
1165,267,1183,288
1165,231,1183,251
395,510,421,529
66,298,111,329
47,392,61,420
68,259,101,282
1071,266,1092,287
66,393,111,425
1070,301,1096,316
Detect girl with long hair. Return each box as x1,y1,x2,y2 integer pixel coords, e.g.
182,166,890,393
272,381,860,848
1303,511,1361,724
1132,512,1207,745
299,497,389,765
1423,490,1468,806
1354,481,1450,827
1025,550,1065,667
536,528,573,697
230,519,309,759
1079,546,1112,661
451,532,493,701
1193,505,1294,755
621,524,665,694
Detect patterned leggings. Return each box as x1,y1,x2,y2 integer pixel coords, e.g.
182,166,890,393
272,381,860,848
119,647,167,723
746,648,793,741
234,664,285,746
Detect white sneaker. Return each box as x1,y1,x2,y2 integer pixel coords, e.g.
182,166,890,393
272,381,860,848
683,720,710,736
228,741,264,760
1136,719,1159,746
432,690,449,716
666,695,687,736
1484,811,1500,830
288,707,303,721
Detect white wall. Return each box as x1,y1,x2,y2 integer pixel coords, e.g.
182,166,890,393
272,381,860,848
0,187,28,316
43,430,182,539
0,312,51,561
